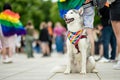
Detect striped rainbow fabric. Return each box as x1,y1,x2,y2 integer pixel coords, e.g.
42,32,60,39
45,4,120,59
58,0,85,18
59,0,66,2
0,10,26,37
67,29,83,45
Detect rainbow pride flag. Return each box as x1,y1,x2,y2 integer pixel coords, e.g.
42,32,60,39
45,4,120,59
58,0,85,18
0,10,26,37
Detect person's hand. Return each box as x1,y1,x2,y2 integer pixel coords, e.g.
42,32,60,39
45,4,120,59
105,2,110,7
85,0,91,4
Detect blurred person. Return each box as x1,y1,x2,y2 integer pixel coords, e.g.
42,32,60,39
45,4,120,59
109,0,120,69
93,24,103,60
0,40,2,53
53,22,66,54
15,36,22,53
98,6,116,63
47,21,53,53
24,22,34,58
39,22,50,57
26,21,34,29
33,40,41,53
19,36,25,53
58,0,95,57
0,3,26,63
32,30,41,53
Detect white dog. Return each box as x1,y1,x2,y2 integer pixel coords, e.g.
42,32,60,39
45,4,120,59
64,7,96,74
51,8,97,74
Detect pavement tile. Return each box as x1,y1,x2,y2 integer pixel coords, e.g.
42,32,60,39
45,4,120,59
49,73,99,80
0,53,120,80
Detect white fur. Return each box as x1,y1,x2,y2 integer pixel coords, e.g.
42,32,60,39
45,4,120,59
64,8,96,74
52,8,97,74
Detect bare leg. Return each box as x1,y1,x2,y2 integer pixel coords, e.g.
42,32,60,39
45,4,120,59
86,28,95,56
41,43,46,55
2,48,7,60
111,21,120,53
112,21,120,69
46,44,50,55
99,44,103,57
8,47,13,58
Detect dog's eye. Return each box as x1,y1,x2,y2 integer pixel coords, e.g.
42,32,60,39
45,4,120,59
70,12,73,14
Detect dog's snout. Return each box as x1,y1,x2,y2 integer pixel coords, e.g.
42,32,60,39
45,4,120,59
64,14,67,20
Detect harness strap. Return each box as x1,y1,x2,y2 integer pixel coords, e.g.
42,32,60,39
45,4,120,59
67,30,87,54
75,44,80,54
75,35,87,54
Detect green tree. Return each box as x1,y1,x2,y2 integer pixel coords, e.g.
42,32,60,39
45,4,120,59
0,0,101,29
50,3,65,27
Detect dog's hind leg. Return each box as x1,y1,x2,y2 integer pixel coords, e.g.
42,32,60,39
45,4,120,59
87,56,98,73
89,56,98,73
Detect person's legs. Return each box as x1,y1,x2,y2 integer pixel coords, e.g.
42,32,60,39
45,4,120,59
2,48,7,60
102,27,111,59
110,27,116,60
8,47,13,58
49,40,52,53
0,27,7,60
86,28,95,56
99,44,103,57
46,43,50,55
83,6,95,56
112,21,120,69
111,21,120,53
98,27,112,63
41,43,46,55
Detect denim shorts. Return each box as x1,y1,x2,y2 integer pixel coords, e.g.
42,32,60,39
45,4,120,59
83,6,95,28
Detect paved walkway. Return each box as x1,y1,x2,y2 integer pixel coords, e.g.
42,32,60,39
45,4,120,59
0,53,120,80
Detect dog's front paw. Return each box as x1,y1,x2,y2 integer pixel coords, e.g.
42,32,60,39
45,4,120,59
92,68,98,73
80,71,86,75
64,69,71,74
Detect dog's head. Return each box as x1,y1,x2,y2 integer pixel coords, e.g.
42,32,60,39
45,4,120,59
64,7,84,24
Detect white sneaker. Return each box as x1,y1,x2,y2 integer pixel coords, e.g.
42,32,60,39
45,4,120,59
97,57,110,63
2,58,12,63
116,54,120,61
113,61,120,70
8,58,13,62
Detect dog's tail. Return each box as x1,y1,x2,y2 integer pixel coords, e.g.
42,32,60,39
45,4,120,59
51,65,66,73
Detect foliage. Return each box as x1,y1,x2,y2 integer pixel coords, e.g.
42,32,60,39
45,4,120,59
94,8,101,27
50,3,65,27
0,0,101,29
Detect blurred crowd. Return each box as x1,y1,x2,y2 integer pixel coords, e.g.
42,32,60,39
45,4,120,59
0,2,120,71
13,21,67,57
0,19,67,63
1,19,118,63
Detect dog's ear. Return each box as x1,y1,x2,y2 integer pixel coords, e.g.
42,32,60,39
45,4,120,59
78,7,84,15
